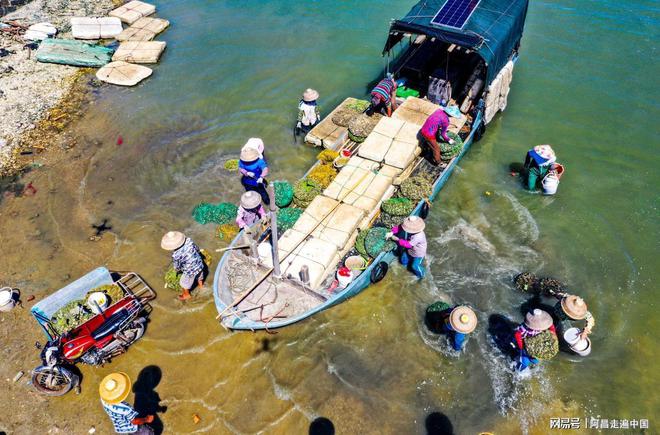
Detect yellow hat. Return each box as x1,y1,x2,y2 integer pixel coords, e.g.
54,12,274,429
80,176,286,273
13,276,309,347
449,306,477,333
99,372,131,404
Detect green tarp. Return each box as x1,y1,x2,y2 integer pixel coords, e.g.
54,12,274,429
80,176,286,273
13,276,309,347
36,39,114,67
384,0,529,85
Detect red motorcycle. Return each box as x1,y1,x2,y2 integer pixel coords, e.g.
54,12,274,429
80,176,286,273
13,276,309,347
30,268,156,396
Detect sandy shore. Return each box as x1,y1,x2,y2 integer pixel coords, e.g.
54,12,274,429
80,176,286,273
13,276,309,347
0,0,117,176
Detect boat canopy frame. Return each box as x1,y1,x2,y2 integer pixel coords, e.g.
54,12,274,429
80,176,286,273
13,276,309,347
383,0,529,85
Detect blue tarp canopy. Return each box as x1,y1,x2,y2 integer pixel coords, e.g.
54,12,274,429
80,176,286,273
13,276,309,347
384,0,529,85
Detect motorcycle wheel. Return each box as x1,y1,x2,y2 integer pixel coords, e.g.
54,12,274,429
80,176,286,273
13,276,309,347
31,366,78,396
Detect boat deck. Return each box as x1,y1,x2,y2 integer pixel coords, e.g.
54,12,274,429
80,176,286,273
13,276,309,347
219,250,328,324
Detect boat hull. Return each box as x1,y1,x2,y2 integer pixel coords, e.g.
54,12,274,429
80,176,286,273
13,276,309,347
213,110,484,331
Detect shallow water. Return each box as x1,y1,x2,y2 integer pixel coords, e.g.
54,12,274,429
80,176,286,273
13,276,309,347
1,0,659,433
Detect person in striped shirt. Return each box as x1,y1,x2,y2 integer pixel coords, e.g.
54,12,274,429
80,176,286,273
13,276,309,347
368,75,398,117
100,372,155,434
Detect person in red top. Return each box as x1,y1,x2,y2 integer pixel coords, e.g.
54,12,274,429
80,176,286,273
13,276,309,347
513,309,556,371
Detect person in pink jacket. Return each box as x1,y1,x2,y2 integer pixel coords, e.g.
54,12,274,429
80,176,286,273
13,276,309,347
387,216,427,279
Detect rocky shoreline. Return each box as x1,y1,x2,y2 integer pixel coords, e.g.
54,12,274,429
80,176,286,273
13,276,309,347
0,0,117,177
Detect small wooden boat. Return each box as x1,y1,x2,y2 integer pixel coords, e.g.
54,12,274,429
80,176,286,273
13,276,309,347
213,0,530,331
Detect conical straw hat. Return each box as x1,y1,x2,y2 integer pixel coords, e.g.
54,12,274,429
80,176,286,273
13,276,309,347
99,372,131,404
303,88,319,102
525,309,553,331
240,147,259,162
240,191,261,209
449,306,477,333
161,231,185,250
561,295,588,320
401,216,425,234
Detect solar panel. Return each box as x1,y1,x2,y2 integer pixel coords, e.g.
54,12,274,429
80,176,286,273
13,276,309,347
430,0,481,30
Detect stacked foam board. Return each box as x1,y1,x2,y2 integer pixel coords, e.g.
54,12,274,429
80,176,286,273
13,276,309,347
71,17,123,39
109,0,156,24
116,17,170,41
112,40,166,63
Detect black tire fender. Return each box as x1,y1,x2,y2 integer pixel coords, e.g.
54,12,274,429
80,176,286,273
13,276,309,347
370,261,388,283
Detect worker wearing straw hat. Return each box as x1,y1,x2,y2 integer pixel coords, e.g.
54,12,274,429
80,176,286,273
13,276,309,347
553,293,595,340
513,309,557,371
161,231,205,301
387,216,427,279
239,143,270,205
236,191,266,230
443,305,478,351
523,144,557,191
296,89,321,135
100,372,155,434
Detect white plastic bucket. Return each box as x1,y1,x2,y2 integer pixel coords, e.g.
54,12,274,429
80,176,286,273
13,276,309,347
257,242,273,268
564,327,592,356
0,288,17,312
542,173,559,195
87,292,109,314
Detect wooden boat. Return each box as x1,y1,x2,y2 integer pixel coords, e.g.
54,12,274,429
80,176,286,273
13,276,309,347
213,0,530,331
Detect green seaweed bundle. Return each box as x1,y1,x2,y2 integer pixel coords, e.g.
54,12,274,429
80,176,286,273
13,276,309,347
381,197,415,217
85,284,124,306
273,180,294,208
216,223,240,241
316,149,340,163
364,227,397,258
224,159,239,171
400,176,432,202
524,330,559,360
346,99,370,112
192,202,238,225
278,207,303,233
426,301,451,313
355,229,368,257
307,164,337,189
293,178,322,209
514,272,540,293
439,132,463,161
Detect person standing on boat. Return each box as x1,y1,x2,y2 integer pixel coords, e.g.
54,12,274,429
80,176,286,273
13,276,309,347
368,74,398,117
161,231,205,301
513,309,557,371
420,107,456,165
523,144,556,191
239,146,270,205
387,216,427,279
100,372,156,434
443,305,478,351
236,191,266,230
551,293,595,340
296,89,321,135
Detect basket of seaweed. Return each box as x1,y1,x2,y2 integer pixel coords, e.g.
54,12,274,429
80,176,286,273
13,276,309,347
348,113,382,143
379,197,415,228
524,330,559,360
293,178,322,209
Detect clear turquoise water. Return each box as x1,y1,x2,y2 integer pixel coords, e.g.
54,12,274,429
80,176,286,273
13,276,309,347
17,0,660,432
